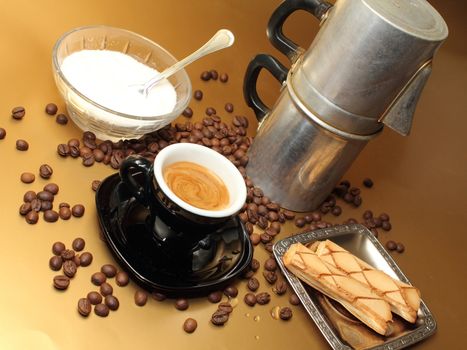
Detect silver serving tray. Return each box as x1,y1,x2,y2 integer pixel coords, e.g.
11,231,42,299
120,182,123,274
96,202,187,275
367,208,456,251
273,224,436,350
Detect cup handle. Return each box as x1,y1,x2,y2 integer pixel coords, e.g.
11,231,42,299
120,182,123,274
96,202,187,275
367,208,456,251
119,156,153,206
243,54,288,123
267,0,332,63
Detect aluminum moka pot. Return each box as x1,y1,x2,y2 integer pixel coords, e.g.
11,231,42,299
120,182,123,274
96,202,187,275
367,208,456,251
244,0,448,212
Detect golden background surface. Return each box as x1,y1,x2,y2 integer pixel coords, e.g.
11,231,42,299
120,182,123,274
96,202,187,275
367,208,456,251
0,0,465,349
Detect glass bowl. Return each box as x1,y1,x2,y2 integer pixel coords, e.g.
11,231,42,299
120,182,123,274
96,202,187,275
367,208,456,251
52,25,192,141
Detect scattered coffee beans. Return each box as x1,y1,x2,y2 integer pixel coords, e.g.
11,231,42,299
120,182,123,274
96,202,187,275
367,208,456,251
256,292,271,305
78,298,92,317
151,292,167,301
91,180,101,192
279,307,293,320
134,290,148,306
63,260,77,278
224,285,238,298
0,128,6,139
39,164,53,179
100,282,113,296
193,90,203,101
115,271,129,287
56,113,68,125
16,139,29,151
20,172,35,184
44,210,59,222
201,71,211,81
219,73,229,83
211,310,229,326
79,252,93,267
94,303,110,317
247,277,260,292
87,291,102,305
183,318,197,333
175,298,189,311
363,178,374,188
244,293,257,306
91,272,106,286
218,302,233,314
208,291,223,303
49,256,63,271
396,242,405,253
72,238,85,252
182,107,193,118
45,103,58,115
71,204,85,217
386,240,397,251
52,241,66,255
273,281,288,295
101,264,117,278
53,275,70,290
59,206,72,220
289,293,301,306
105,295,120,310
12,106,26,120
264,258,277,271
25,210,38,224
224,103,234,113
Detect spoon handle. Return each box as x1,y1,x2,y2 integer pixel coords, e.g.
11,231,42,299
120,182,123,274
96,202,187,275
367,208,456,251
143,29,235,94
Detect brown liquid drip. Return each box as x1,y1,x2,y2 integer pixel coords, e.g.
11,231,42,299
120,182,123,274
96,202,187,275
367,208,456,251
163,161,229,211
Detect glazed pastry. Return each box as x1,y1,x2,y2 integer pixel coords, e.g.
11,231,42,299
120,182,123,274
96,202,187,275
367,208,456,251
283,243,393,335
314,240,420,323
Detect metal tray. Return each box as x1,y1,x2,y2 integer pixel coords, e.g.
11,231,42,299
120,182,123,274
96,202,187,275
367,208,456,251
273,224,436,350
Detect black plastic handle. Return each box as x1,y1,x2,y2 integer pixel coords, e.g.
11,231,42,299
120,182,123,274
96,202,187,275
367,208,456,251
267,0,332,62
243,54,289,122
119,156,153,206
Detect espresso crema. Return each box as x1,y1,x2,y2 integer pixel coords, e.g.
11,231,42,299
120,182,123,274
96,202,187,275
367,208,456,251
163,161,229,211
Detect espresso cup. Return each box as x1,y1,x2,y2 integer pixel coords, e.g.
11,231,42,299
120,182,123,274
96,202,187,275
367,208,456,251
119,143,247,232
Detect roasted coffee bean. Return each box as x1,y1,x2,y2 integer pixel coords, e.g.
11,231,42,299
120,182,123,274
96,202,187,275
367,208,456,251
244,292,257,306
320,203,331,214
73,254,81,266
224,285,238,298
363,178,374,188
49,255,63,271
363,210,373,220
77,298,92,317
12,106,26,119
182,107,193,118
23,191,36,202
247,277,260,292
201,70,211,81
218,302,233,313
0,128,6,139
39,164,53,179
115,271,129,287
183,318,197,333
208,291,223,303
379,213,390,222
53,275,70,290
101,264,117,278
151,292,167,301
396,242,405,253
331,206,342,216
224,103,234,113
289,293,301,305
264,242,274,253
45,103,58,115
87,291,102,305
20,172,35,184
25,210,39,224
244,222,254,235
37,191,54,202
273,281,288,295
43,183,59,195
68,138,80,148
69,145,80,158
210,69,219,80
256,292,271,305
264,258,277,271
205,107,216,116
19,202,31,215
104,295,119,311
373,217,382,228
260,233,272,244
63,260,77,278
16,139,29,151
100,282,113,296
250,258,260,272
79,252,93,267
264,227,278,238
61,249,75,260
52,241,66,255
283,210,295,220
44,210,59,222
71,204,85,217
386,240,397,251
94,303,110,317
175,298,189,310
59,206,71,220
257,216,268,229
263,271,278,284
193,90,203,100
219,73,229,83
91,272,106,286
343,193,354,203
93,149,105,162
69,238,85,252
280,307,293,320
304,215,313,224
211,310,229,326
353,195,362,207
295,218,306,228
82,154,95,167
349,187,361,196
270,221,281,234
133,290,148,306
56,113,68,125
381,221,392,231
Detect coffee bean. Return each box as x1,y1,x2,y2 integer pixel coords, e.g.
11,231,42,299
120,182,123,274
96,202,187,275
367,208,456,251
59,202,70,209
23,191,36,202
25,210,39,224
12,106,26,120
19,202,31,215
331,205,342,216
353,195,362,207
244,292,257,306
224,103,234,113
183,318,197,333
381,221,392,231
49,255,63,271
219,73,229,83
37,191,54,202
134,290,148,306
100,282,113,296
71,204,85,217
245,222,254,235
101,264,117,278
79,252,93,267
41,202,53,213
56,113,68,125
91,272,106,286
260,233,272,244
182,107,193,118
87,291,102,305
73,255,81,266
242,269,255,279
396,242,405,253
386,240,397,251
94,303,110,317
82,154,95,167
61,249,75,260
218,302,233,313
295,218,306,228
69,145,80,158
91,180,101,191
280,307,293,320
39,164,53,179
114,271,129,287
20,172,35,184
77,298,92,317
53,275,70,290
289,293,301,305
211,310,229,326
270,221,281,234
283,210,295,220
256,292,271,305
363,210,373,220
208,291,223,303
304,215,313,224
93,149,105,162
224,285,238,298
59,206,71,220
363,178,374,188
264,258,277,271
263,271,278,284
250,258,260,272
43,183,59,195
70,237,85,252
45,103,58,115
16,139,29,151
201,70,211,81
247,277,260,292
68,138,80,148
52,241,66,255
63,260,77,278
0,128,6,139
175,298,189,310
257,216,268,229
273,281,288,295
103,295,119,311
44,210,59,222
193,90,203,100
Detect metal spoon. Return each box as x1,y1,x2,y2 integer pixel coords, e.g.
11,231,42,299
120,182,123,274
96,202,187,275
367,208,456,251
136,29,235,97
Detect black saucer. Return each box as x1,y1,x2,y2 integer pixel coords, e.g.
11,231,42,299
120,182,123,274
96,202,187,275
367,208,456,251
95,172,252,297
